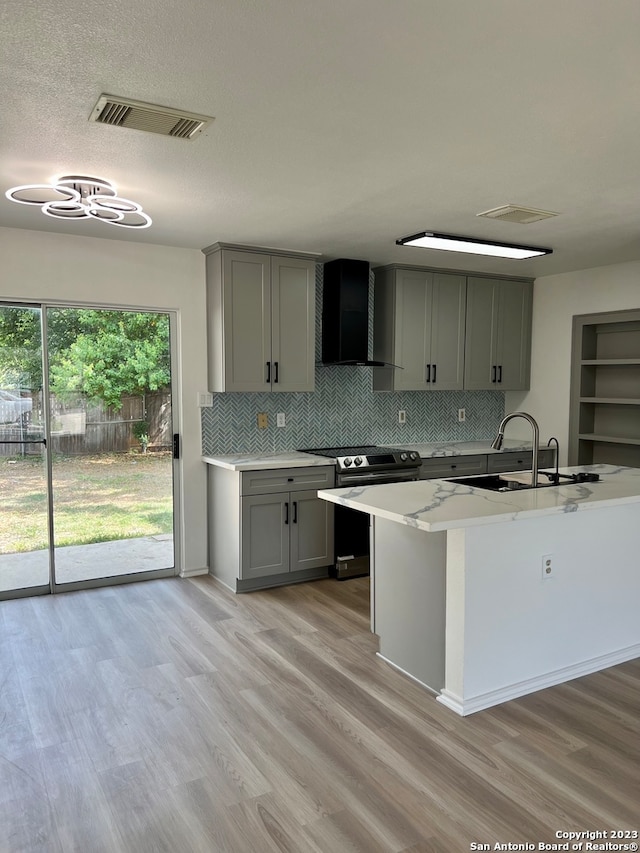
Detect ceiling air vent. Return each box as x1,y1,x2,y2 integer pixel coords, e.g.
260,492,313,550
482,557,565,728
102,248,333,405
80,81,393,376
89,94,214,140
476,205,560,224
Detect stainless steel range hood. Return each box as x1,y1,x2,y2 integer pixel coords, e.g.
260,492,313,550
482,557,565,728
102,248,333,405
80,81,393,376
321,258,393,366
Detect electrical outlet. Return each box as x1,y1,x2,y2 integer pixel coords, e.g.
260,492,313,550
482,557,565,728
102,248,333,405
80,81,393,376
398,409,406,424
257,412,268,429
197,392,213,408
458,408,466,423
541,554,553,580
277,412,286,427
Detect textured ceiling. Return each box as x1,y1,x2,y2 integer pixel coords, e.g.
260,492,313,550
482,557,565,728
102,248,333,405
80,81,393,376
2,0,640,277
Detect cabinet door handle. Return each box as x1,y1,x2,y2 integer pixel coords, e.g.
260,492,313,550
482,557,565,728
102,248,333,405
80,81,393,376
266,361,271,383
498,364,503,383
284,502,289,524
432,363,437,383
292,501,297,523
426,364,431,383
492,365,497,383
274,361,279,383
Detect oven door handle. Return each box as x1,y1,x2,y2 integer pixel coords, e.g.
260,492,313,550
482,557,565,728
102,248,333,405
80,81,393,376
337,470,419,486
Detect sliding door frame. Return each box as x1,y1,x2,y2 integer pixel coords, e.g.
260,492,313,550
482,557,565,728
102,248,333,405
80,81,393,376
0,297,181,598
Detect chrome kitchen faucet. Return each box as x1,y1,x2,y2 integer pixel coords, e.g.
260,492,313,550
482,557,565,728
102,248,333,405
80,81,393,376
491,411,540,487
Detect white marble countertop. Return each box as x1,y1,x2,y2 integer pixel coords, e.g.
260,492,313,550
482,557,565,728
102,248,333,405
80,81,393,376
386,439,545,457
203,440,548,472
317,465,640,532
202,451,335,471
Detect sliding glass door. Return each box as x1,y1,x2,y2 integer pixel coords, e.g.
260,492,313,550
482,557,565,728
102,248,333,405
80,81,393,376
0,302,178,598
0,305,50,595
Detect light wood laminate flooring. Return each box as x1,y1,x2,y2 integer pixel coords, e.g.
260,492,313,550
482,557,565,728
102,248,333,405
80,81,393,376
1,576,638,852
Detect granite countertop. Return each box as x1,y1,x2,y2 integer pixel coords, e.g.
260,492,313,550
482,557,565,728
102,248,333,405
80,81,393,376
317,465,640,532
202,451,335,471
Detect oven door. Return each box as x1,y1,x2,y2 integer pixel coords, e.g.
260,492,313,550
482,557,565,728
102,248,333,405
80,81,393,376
332,467,419,579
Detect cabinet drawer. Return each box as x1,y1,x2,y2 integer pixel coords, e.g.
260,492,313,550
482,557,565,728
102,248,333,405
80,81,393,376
241,465,335,496
419,454,486,480
487,448,555,473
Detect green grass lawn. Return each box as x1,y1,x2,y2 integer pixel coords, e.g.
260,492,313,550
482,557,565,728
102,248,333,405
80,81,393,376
0,452,173,553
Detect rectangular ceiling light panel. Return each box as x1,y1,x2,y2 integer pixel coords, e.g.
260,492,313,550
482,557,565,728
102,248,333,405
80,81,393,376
90,94,214,139
396,232,552,259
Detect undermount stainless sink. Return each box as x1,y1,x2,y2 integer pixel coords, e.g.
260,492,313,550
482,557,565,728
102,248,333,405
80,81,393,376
444,474,555,492
445,471,600,492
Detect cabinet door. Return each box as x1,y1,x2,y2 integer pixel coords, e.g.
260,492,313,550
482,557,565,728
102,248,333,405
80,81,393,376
393,269,431,390
241,493,289,579
429,273,466,390
289,490,334,573
495,280,532,390
271,257,316,392
223,251,272,391
463,277,498,390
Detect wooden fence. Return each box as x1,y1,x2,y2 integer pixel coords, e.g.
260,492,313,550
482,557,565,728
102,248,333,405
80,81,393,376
0,392,172,456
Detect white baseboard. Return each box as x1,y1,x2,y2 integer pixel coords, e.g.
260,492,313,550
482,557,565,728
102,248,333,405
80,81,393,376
376,653,440,696
179,567,209,578
437,642,640,716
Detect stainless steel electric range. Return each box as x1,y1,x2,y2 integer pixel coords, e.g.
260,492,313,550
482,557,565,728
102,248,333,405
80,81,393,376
301,445,422,579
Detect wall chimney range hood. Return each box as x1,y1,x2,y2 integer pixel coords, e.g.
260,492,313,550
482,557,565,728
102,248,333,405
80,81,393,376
322,258,394,366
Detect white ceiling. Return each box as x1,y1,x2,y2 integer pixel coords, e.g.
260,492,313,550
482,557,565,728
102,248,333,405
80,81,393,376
3,0,640,278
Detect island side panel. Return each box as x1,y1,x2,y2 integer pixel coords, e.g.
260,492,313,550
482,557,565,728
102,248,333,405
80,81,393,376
373,517,446,693
444,503,640,714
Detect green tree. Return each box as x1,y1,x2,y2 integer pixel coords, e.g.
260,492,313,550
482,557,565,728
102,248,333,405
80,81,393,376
0,307,170,410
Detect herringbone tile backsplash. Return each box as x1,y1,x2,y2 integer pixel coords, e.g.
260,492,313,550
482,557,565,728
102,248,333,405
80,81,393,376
201,266,505,455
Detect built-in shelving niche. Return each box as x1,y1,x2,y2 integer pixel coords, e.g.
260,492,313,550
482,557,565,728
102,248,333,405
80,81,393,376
569,310,640,466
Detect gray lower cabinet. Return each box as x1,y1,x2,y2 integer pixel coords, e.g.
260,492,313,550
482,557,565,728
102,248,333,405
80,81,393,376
419,449,556,480
464,277,533,390
486,448,555,473
208,464,334,592
241,488,334,581
419,455,486,480
241,492,290,579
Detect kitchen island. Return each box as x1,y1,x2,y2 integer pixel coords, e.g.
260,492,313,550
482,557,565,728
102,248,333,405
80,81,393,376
318,464,640,715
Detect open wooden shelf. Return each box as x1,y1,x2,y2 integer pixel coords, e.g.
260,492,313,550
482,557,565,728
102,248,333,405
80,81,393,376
579,397,640,405
570,311,640,466
578,433,640,446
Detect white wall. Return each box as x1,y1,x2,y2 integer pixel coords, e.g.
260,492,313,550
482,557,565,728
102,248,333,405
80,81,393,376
0,226,208,574
506,259,640,464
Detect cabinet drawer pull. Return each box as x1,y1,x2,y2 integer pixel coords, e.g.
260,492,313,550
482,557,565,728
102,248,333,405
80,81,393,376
274,361,279,383
284,502,289,524
426,363,431,383
451,464,457,469
498,364,503,383
266,361,271,383
432,363,437,383
287,477,294,482
492,365,497,383
292,501,297,523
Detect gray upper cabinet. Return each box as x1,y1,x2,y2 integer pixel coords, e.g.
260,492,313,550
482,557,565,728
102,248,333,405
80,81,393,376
373,266,466,391
464,277,533,391
204,243,317,392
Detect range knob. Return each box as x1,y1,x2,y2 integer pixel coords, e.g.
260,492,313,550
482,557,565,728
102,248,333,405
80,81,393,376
410,452,418,460
354,456,363,466
400,452,407,461
343,457,352,467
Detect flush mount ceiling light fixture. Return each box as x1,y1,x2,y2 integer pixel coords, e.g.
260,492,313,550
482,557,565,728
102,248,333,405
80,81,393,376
5,174,152,228
396,231,552,259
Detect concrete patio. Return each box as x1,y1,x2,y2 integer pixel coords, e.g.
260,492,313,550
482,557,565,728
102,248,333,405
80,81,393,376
0,534,174,592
